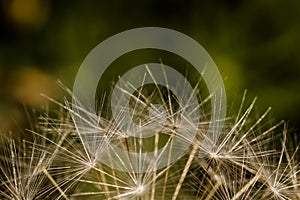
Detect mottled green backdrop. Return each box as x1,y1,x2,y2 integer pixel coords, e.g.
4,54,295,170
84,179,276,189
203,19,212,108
0,0,299,133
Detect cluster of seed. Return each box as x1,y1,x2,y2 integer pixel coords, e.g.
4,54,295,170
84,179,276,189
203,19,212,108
0,80,299,200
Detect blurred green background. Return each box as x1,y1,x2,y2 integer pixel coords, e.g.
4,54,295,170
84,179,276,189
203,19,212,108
0,0,299,133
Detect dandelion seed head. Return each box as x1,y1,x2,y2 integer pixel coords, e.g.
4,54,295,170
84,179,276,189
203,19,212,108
269,185,280,197
87,160,96,169
209,152,218,159
0,43,300,200
134,184,145,195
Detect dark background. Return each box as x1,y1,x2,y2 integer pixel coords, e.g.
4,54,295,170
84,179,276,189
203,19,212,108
0,0,299,133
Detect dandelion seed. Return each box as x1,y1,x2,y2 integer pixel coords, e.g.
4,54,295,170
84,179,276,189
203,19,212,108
1,67,299,200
